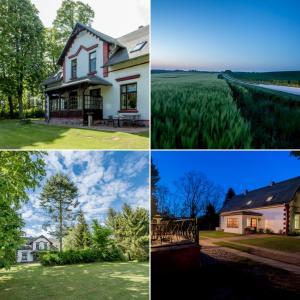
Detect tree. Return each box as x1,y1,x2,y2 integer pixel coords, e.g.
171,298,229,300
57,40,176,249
40,174,79,252
175,171,223,218
291,151,300,159
203,202,219,230
224,187,236,205
0,0,45,118
107,204,149,261
0,151,45,268
51,0,94,60
91,220,112,252
151,160,160,216
156,185,171,216
73,210,91,249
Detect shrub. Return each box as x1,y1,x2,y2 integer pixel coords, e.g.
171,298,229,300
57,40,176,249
40,248,124,266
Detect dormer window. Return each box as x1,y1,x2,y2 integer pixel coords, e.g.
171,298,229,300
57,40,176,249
266,196,273,202
130,41,147,53
71,59,77,79
89,51,96,73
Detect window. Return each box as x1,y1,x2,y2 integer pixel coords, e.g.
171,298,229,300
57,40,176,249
250,218,257,227
68,91,78,109
130,41,147,53
227,218,239,228
295,214,300,230
36,242,40,250
86,89,102,109
22,252,28,261
266,196,273,202
120,83,137,110
246,200,252,205
71,59,77,79
89,51,96,73
44,242,47,250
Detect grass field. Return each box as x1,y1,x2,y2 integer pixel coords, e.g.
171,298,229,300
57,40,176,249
152,73,251,149
0,262,149,300
228,71,300,87
237,236,300,253
199,231,240,239
0,120,149,149
152,71,300,149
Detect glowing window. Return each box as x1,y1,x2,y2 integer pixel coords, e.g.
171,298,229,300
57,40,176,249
266,196,273,202
246,200,252,205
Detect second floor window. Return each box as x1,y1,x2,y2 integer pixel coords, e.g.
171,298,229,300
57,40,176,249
71,59,77,79
89,51,96,73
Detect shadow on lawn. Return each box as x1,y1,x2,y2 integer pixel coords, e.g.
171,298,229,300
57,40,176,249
0,120,149,149
151,252,300,300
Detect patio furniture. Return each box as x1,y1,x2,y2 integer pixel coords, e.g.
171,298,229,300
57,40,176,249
105,115,114,126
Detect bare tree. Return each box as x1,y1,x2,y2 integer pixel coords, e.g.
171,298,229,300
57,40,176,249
175,171,223,218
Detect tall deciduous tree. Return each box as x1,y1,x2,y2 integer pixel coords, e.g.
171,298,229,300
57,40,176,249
0,151,45,268
91,220,112,252
0,0,45,118
50,0,94,66
40,174,79,252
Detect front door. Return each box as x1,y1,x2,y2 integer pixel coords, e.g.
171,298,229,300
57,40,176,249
84,89,103,122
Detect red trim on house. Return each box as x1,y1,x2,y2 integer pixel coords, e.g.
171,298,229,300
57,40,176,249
103,42,109,77
68,44,98,59
116,74,141,82
284,204,290,234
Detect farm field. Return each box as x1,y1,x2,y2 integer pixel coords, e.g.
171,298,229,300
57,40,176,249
227,71,300,87
0,262,149,300
151,72,300,149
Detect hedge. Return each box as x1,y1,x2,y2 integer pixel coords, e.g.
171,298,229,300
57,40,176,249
40,247,125,266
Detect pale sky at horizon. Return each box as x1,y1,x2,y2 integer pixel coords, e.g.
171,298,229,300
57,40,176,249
31,0,149,37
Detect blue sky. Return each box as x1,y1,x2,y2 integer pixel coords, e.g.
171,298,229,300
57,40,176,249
152,151,300,198
152,0,300,71
21,151,149,237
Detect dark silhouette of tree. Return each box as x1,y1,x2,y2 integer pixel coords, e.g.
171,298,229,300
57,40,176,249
151,160,160,216
224,187,236,205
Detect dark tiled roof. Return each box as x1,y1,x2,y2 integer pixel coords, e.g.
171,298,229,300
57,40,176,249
42,71,63,86
221,211,263,216
57,22,124,65
220,176,300,213
104,25,149,67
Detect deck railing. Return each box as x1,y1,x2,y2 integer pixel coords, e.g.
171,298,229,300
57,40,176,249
151,218,199,246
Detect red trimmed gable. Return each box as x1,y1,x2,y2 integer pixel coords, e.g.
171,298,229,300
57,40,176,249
103,42,109,77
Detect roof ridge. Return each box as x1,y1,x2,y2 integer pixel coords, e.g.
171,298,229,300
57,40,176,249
117,24,149,39
235,175,300,197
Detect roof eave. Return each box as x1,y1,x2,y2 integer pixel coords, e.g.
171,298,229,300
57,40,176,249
103,53,149,67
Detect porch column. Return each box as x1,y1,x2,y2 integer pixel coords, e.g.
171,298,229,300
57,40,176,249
45,93,50,122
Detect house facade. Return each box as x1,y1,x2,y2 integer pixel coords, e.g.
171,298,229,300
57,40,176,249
220,176,300,235
43,22,149,125
16,235,57,263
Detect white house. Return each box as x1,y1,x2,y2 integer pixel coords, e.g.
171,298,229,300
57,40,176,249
43,22,149,126
16,235,57,263
220,176,300,235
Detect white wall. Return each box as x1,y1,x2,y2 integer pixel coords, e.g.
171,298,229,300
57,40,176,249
65,30,103,81
16,250,33,263
32,237,50,251
220,205,285,234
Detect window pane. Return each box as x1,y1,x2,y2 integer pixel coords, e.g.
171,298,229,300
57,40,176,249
90,52,96,59
121,85,127,93
121,94,127,110
295,214,300,230
127,92,137,109
127,84,137,93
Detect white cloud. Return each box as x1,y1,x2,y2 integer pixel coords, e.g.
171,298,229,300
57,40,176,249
31,0,149,37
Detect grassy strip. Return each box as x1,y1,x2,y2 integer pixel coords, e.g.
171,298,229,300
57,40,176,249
199,231,241,239
215,241,252,253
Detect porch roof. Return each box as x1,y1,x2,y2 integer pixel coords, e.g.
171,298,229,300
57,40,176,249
221,211,263,217
44,75,112,92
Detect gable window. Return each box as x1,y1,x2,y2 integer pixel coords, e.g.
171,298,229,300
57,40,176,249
295,214,300,230
130,41,147,53
120,83,137,110
89,51,96,73
22,252,28,261
44,242,47,250
227,218,239,228
36,242,40,250
71,59,77,79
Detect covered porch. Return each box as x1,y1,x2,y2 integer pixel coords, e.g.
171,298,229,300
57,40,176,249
44,75,112,125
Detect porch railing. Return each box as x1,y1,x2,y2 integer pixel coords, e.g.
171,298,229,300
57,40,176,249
151,218,199,246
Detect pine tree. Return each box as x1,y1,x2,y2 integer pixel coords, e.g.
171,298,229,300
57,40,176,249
151,160,160,216
224,187,236,205
73,210,91,249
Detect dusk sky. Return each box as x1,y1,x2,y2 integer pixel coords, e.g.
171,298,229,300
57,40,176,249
152,0,300,71
21,151,149,237
152,151,300,198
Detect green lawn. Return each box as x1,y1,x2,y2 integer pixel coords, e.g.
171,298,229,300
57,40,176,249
0,120,149,149
199,230,240,239
0,262,149,300
215,241,252,253
237,236,300,253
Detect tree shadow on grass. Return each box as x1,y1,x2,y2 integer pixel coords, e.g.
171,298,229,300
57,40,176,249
0,120,149,149
151,252,300,300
